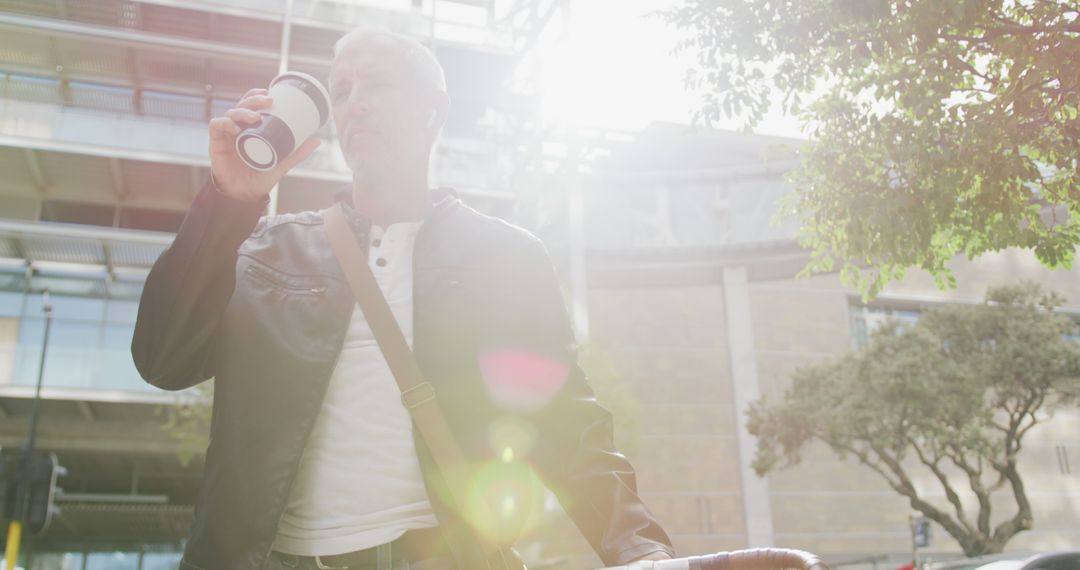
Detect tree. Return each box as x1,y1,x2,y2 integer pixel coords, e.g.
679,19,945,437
664,1,1080,296
747,283,1080,556
159,382,211,466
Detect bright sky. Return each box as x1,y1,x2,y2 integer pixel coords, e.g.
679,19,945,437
539,0,807,139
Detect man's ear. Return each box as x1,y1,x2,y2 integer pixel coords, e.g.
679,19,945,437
427,91,450,136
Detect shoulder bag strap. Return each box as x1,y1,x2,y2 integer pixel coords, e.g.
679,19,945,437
322,203,477,511
324,203,527,570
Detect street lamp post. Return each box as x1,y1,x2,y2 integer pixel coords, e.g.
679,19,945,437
4,290,55,570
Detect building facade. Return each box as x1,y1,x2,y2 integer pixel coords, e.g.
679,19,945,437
559,124,1080,569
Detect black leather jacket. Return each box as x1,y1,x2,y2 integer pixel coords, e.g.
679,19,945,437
132,184,673,570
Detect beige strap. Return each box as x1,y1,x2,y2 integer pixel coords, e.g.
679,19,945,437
322,203,476,517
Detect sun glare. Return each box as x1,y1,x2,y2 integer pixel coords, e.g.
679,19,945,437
538,0,695,131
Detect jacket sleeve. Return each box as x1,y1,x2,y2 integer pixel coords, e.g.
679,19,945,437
131,181,267,391
505,236,675,566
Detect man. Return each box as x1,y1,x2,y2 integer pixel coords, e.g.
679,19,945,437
133,29,674,570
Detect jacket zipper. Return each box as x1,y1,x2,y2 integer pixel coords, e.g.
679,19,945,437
245,264,326,295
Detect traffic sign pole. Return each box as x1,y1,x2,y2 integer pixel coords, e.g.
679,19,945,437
4,520,20,568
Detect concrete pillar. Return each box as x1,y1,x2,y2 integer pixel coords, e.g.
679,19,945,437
721,265,774,547
566,165,589,342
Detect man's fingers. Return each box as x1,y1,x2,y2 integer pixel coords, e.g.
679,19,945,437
276,137,322,173
226,108,263,126
209,117,240,140
240,88,268,101
237,95,273,111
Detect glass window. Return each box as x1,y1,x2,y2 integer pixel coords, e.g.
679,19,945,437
24,295,105,322
84,551,138,570
30,552,84,570
0,274,28,295
140,551,184,570
2,291,153,392
108,281,146,301
14,318,102,388
0,291,24,318
0,317,18,385
105,299,139,325
850,304,922,349
96,323,143,390
0,288,173,393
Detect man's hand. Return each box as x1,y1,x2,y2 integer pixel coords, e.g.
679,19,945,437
208,88,322,202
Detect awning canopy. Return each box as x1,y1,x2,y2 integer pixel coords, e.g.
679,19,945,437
0,218,171,298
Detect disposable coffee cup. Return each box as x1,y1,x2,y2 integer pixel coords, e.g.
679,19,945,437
235,71,331,171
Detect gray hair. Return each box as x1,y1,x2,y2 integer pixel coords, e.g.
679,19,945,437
332,28,447,94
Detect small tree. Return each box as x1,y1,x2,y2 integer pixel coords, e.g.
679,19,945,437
159,382,212,466
748,283,1080,555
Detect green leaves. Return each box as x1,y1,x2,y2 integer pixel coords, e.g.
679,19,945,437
663,0,1080,297
746,283,1080,554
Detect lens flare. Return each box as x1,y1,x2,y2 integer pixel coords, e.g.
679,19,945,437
500,495,517,517
478,349,570,412
487,416,538,462
461,460,545,544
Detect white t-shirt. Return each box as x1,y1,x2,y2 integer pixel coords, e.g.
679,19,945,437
273,220,438,556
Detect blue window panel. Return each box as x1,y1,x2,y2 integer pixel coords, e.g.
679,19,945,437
85,551,139,570
7,292,162,393
0,274,28,295
68,81,135,114
29,551,84,570
95,322,144,391
23,294,105,322
14,317,150,392
5,73,62,104
104,298,139,325
141,90,205,121
850,305,922,349
14,318,101,389
0,292,23,318
109,280,146,301
140,552,184,570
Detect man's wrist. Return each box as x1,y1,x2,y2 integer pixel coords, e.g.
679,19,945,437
209,172,267,204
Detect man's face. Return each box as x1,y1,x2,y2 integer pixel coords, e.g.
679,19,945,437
328,35,435,175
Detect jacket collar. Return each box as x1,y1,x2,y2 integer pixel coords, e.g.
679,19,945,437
332,186,460,243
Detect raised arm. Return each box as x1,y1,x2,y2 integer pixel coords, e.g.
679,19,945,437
131,88,320,390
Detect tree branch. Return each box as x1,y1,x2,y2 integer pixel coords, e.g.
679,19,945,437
942,20,1080,44
989,458,1034,549
837,442,905,492
866,441,981,552
910,437,976,535
947,54,997,88
1032,0,1076,15
946,445,993,536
